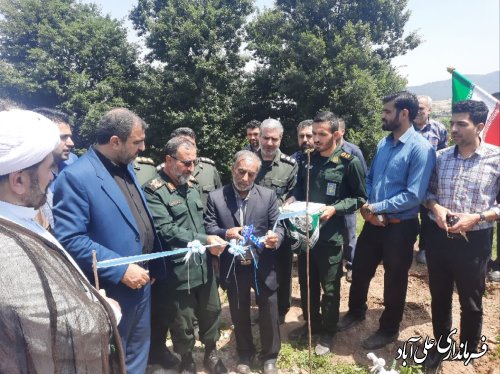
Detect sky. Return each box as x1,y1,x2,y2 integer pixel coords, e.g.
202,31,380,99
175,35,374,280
85,0,500,87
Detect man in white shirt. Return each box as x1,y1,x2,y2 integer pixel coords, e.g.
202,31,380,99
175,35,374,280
0,109,124,373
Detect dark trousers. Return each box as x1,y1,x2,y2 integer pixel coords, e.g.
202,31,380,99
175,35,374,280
426,221,492,350
298,242,343,333
418,205,431,252
226,263,280,363
151,276,221,356
276,235,293,317
349,219,418,334
118,283,151,374
343,212,357,268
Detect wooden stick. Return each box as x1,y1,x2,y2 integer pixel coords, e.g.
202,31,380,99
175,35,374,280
92,250,100,290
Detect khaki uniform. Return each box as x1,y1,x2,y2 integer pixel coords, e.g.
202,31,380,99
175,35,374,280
255,150,298,317
293,147,367,333
144,171,221,355
133,157,158,186
192,157,222,209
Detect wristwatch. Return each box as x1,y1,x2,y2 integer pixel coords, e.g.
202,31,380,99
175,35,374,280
478,212,486,223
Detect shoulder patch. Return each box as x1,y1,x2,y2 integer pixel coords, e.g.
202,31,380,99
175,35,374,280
156,162,164,172
147,177,166,192
340,151,353,161
136,156,155,165
198,157,215,165
280,153,296,165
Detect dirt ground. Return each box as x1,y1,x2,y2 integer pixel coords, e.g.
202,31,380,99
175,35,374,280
181,248,500,374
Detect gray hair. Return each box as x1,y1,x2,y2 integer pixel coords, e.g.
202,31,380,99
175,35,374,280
163,136,196,157
260,118,283,136
297,119,313,132
232,150,262,171
417,95,433,109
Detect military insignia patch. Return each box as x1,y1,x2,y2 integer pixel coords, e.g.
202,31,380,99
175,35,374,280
326,182,337,196
166,182,177,192
168,200,183,207
340,151,353,160
147,178,165,192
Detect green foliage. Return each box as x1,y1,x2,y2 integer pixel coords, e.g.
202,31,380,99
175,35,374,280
0,0,139,147
278,341,368,373
245,0,416,161
130,0,254,181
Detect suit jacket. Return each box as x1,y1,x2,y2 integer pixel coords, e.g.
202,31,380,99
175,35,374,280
205,184,284,291
53,147,165,309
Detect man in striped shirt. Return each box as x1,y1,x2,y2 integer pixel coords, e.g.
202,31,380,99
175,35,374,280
423,100,500,369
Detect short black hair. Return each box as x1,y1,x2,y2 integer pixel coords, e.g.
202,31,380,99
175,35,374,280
32,107,71,126
96,108,147,144
382,91,419,121
452,100,489,125
313,111,340,133
246,120,261,130
170,127,196,140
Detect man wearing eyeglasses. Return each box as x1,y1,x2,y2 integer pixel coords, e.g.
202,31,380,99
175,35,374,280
144,137,228,374
422,100,500,370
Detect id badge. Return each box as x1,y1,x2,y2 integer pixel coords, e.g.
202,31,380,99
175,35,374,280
326,182,337,196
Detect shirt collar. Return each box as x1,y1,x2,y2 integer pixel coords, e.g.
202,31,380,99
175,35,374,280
0,200,37,222
387,125,415,145
453,140,487,159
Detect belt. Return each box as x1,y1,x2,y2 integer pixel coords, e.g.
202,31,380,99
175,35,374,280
386,218,401,224
238,259,253,266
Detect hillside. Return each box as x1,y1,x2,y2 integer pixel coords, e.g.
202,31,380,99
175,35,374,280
408,71,500,100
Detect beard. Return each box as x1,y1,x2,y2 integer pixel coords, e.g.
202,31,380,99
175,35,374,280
177,174,190,185
22,173,48,209
382,118,401,132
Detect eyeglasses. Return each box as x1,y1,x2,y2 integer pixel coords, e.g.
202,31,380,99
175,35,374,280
170,155,198,167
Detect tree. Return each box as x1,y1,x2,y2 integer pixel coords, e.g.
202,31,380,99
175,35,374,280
130,0,254,178
0,0,139,146
245,0,418,160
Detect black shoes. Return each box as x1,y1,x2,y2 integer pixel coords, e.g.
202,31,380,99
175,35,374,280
179,353,196,374
314,333,335,356
423,347,442,371
337,313,365,331
263,360,278,374
361,330,398,350
236,354,253,374
204,348,228,374
288,322,322,339
147,346,180,371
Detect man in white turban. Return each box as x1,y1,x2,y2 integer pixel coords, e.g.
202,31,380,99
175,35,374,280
0,109,126,373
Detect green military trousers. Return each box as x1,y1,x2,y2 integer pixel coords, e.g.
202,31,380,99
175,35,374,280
162,273,221,355
297,241,343,334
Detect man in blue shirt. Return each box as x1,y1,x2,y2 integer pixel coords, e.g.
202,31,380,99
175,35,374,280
337,91,436,350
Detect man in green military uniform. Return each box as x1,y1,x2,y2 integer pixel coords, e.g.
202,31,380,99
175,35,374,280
144,137,227,374
134,156,158,185
255,118,298,323
156,127,222,209
288,111,367,356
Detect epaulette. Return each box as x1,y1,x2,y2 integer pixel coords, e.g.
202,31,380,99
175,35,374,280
146,177,166,192
339,151,353,161
198,157,215,165
280,153,296,165
156,162,165,171
136,156,155,165
188,175,198,187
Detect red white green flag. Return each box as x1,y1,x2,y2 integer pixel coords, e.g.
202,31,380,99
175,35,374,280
451,69,499,146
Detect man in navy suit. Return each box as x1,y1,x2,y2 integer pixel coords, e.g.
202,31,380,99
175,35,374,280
53,108,166,374
205,150,284,374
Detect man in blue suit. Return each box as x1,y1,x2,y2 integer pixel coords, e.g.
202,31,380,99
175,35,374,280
53,108,166,374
